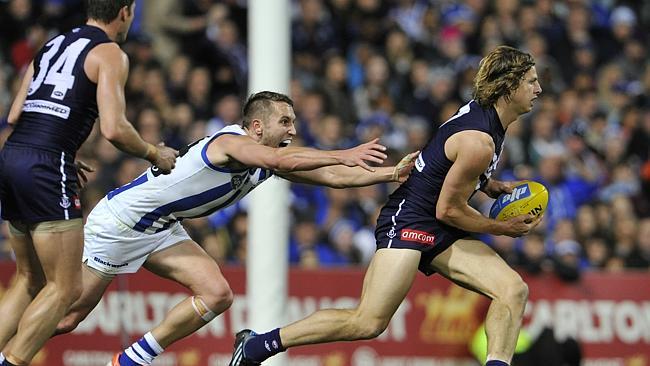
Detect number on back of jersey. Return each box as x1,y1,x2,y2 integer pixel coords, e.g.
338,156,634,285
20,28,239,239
28,35,91,100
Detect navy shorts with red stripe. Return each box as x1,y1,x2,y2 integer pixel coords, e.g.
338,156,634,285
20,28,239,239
375,196,469,276
0,144,82,224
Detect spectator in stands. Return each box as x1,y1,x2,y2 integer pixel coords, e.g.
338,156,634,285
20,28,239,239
0,0,648,274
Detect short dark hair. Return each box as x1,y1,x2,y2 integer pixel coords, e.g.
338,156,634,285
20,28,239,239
473,46,535,108
86,0,135,23
242,91,294,128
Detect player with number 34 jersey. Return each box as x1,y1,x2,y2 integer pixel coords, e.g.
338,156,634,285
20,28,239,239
0,2,178,365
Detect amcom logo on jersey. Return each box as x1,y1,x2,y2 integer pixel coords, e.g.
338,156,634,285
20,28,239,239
401,229,435,245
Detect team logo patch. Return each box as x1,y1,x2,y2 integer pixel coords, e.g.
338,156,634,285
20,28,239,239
59,196,71,209
387,227,397,239
231,175,244,190
400,229,435,245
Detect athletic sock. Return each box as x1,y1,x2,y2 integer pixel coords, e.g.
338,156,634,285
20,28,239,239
119,332,164,365
486,360,509,366
243,328,285,362
0,353,4,363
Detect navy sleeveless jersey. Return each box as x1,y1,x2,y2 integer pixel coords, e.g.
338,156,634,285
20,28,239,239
390,100,505,216
374,100,505,275
6,25,112,155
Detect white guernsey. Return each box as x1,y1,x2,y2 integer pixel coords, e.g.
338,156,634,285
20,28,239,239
84,125,273,274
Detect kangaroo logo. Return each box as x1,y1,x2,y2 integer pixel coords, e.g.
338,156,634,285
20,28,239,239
231,175,244,190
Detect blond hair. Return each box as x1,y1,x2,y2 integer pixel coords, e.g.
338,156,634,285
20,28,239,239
473,46,535,108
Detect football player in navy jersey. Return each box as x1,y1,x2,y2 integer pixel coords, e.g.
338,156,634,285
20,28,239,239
230,46,544,366
0,1,177,365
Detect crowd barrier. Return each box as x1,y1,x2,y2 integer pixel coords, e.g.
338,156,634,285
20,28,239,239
0,263,648,366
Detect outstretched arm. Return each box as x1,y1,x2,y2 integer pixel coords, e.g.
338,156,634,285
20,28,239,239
278,151,419,188
207,135,389,173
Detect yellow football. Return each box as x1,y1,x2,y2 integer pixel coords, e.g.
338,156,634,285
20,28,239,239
488,181,548,221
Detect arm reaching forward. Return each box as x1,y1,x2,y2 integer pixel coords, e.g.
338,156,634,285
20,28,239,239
206,135,389,173
278,151,419,188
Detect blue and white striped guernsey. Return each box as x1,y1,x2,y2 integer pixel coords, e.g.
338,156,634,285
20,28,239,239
105,125,273,234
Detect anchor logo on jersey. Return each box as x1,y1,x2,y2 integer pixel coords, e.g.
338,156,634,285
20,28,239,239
59,196,71,209
387,227,397,239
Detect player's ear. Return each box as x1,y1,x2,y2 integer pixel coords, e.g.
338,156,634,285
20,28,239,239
118,7,126,21
252,119,263,136
119,5,131,21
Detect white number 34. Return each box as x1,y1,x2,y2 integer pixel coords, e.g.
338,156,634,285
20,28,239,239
28,35,91,100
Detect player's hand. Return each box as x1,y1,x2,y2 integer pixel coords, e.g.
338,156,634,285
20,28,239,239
500,213,543,237
75,160,95,189
153,142,179,174
392,151,419,183
338,138,388,172
482,179,519,199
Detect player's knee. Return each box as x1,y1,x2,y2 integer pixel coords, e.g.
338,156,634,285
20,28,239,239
205,282,234,308
14,269,46,296
65,281,84,305
352,315,390,340
500,277,528,307
193,282,234,321
56,312,84,335
26,281,45,297
511,279,529,303
57,300,95,335
49,281,83,307
519,284,529,306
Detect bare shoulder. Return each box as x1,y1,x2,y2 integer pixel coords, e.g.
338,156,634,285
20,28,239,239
445,130,494,168
445,130,494,161
89,42,126,60
85,43,127,81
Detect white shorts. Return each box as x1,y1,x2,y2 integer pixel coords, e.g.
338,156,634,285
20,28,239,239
83,198,192,275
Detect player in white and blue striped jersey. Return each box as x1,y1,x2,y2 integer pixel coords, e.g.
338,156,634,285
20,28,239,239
53,91,417,366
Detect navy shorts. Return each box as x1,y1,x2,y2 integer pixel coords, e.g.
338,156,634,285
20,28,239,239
0,145,82,224
375,197,469,276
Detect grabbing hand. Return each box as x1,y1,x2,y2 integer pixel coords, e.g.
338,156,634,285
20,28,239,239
500,213,543,237
339,138,388,172
75,160,95,189
482,179,520,199
152,142,179,174
392,151,419,183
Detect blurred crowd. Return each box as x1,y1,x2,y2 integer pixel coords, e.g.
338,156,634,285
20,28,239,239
0,0,649,278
